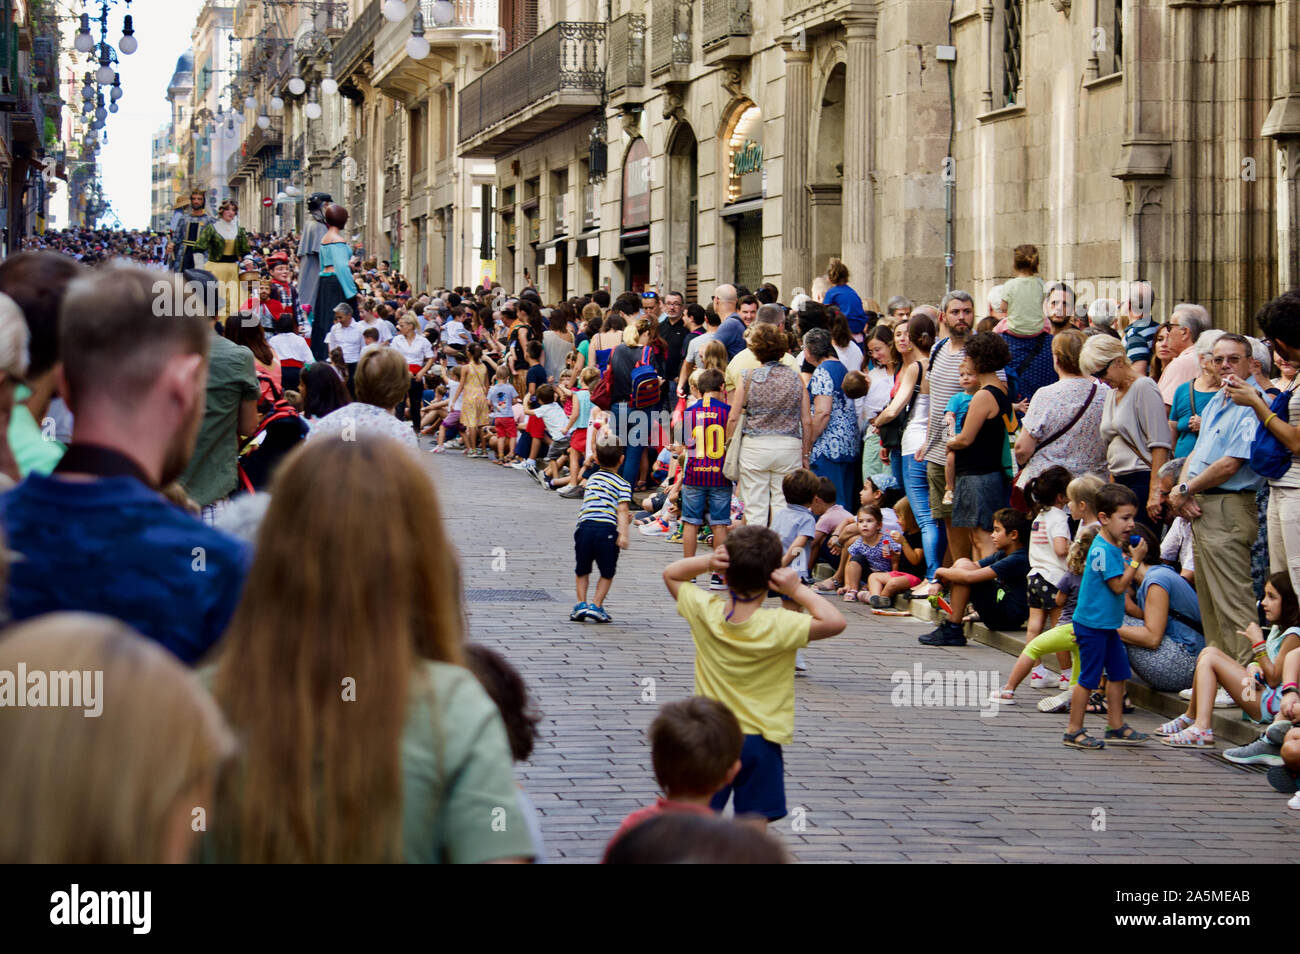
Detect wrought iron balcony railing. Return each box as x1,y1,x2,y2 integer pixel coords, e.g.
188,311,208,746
459,21,605,145
607,13,645,94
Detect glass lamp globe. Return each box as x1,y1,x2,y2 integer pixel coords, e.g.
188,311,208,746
82,85,94,101
304,100,322,120
75,15,94,53
244,95,257,111
109,101,118,113
381,0,406,22
234,111,245,124
406,34,430,60
96,63,114,85
119,33,137,55
269,95,284,111
321,76,338,95
288,76,306,96
431,0,454,26
95,106,107,121
110,84,122,101
257,114,270,129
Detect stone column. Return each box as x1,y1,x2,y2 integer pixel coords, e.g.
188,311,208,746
782,44,812,294
1264,0,1300,289
841,14,877,297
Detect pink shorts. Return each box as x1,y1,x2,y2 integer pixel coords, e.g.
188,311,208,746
890,571,922,587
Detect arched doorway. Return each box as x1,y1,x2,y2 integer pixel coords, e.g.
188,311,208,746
620,137,651,292
667,124,698,301
811,63,845,277
719,102,764,291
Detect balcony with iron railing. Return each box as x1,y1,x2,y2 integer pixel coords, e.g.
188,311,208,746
246,116,283,155
458,21,606,159
701,0,751,64
373,0,495,99
333,0,382,83
651,0,692,81
227,146,245,183
606,13,646,107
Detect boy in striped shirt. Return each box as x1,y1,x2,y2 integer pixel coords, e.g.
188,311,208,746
572,437,633,623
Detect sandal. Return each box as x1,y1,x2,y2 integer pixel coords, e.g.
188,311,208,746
1155,714,1194,737
813,578,840,592
1086,690,1107,715
1159,726,1214,748
989,688,1016,704
842,591,859,603
1104,723,1150,745
1063,729,1105,750
857,590,873,604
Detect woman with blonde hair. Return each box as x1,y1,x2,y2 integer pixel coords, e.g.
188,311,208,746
0,613,236,863
207,436,535,863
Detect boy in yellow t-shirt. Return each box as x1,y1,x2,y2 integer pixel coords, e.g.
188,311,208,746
662,525,847,821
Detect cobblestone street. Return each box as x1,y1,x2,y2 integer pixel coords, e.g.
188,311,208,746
433,450,1297,863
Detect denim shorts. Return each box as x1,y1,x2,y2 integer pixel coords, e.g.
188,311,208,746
952,471,1009,530
681,484,732,526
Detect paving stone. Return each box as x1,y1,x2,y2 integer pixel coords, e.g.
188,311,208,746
432,450,1288,863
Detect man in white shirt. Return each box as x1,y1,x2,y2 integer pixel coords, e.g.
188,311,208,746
325,303,365,393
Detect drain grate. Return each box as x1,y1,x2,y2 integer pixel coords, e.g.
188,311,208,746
1193,751,1267,775
464,589,556,603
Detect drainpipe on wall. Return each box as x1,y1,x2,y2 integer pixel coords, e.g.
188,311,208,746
944,0,956,294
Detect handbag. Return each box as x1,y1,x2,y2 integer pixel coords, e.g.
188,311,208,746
1249,388,1294,480
1010,381,1098,511
721,369,751,484
590,362,613,411
877,367,921,450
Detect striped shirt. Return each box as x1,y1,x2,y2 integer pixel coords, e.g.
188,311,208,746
577,469,632,527
683,397,731,488
1124,316,1159,366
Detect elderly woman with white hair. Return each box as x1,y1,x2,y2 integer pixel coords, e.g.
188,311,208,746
0,293,29,487
1080,333,1170,530
1088,298,1120,336
1168,328,1225,459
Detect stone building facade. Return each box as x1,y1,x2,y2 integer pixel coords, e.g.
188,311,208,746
453,0,1298,334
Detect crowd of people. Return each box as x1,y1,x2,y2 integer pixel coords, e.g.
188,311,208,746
3,213,1300,864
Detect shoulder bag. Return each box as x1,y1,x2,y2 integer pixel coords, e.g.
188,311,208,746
721,369,752,484
877,364,922,450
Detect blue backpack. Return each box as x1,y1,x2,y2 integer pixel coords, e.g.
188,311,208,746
1250,389,1294,479
628,346,661,410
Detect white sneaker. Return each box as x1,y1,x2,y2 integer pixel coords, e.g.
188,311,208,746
1029,671,1056,690
1178,687,1237,708
1288,791,1300,811
795,649,809,673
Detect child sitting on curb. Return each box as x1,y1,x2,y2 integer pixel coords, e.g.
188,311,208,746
919,508,1030,647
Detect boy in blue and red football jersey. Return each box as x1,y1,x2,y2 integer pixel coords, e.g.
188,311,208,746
680,368,732,589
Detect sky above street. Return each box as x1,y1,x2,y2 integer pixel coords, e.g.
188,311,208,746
73,0,204,228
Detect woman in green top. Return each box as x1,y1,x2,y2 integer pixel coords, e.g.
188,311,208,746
206,436,535,864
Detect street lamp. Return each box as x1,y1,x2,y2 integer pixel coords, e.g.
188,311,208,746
75,14,94,52
119,14,137,54
431,0,454,26
288,74,306,96
381,0,406,22
407,10,430,59
320,64,338,96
